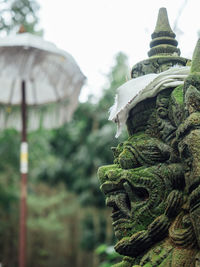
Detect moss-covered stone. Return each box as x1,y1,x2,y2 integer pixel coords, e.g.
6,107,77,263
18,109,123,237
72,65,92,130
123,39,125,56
171,85,184,105
191,38,200,73
97,7,200,267
131,57,188,79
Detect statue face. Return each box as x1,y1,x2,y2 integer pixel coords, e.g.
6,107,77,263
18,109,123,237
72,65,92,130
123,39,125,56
98,163,169,240
98,130,187,259
98,135,182,250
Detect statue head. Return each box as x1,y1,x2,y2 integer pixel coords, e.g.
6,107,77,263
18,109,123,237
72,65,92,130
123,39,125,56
98,8,200,267
98,149,185,257
98,100,187,259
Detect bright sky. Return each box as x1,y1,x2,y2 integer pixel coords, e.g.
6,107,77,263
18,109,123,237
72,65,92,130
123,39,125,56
38,0,200,101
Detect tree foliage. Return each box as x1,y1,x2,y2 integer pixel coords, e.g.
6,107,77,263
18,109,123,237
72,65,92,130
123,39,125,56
0,0,42,35
37,52,129,207
0,50,130,266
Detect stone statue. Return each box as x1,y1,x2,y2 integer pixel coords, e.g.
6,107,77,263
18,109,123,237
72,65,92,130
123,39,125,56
98,7,200,267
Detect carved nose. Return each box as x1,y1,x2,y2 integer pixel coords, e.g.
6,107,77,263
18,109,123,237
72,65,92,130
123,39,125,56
106,169,122,181
97,164,122,185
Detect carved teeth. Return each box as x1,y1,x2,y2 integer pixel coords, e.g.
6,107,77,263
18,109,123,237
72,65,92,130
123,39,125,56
103,181,133,219
106,192,131,218
115,193,131,218
123,181,134,203
106,195,118,208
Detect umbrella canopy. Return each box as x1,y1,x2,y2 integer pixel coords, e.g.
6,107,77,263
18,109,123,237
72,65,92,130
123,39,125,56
0,32,86,130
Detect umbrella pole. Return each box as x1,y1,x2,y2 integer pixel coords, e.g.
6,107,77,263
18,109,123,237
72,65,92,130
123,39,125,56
19,80,28,267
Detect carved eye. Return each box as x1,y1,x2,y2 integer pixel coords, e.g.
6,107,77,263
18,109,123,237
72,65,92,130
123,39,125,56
123,181,149,203
133,187,149,201
157,107,168,118
118,145,140,169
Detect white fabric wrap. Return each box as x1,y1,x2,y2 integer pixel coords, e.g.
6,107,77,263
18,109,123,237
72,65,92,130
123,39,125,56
109,66,190,137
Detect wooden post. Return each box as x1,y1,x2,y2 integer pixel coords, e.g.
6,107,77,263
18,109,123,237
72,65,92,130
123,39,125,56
19,80,28,267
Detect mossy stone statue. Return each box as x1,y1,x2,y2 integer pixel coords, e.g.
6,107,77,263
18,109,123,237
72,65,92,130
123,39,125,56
98,7,200,267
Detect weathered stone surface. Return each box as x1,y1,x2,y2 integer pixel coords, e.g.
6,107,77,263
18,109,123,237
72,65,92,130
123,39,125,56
131,7,190,79
97,8,200,267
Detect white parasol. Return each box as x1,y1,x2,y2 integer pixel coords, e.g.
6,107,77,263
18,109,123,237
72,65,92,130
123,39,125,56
0,32,86,130
0,31,86,267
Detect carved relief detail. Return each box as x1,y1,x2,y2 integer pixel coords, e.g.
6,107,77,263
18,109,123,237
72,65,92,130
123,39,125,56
98,8,200,267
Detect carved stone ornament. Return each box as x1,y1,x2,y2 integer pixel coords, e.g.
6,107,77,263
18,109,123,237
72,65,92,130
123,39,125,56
98,7,200,267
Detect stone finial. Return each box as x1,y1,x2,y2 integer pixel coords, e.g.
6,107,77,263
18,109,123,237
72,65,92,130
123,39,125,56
131,8,188,79
148,7,180,57
191,38,200,73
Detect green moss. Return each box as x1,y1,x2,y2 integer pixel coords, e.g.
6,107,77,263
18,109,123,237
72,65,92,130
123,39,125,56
159,253,172,267
184,74,200,94
171,85,183,105
98,164,121,184
112,262,132,267
128,132,147,141
130,224,147,235
152,254,161,263
112,261,133,267
119,149,137,169
152,8,173,35
191,39,200,73
177,112,200,140
143,263,152,267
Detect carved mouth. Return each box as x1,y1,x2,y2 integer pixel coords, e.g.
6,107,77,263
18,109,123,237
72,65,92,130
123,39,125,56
106,191,131,236
106,191,131,219
101,181,149,233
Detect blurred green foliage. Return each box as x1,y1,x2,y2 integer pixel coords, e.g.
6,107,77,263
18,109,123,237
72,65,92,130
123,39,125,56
38,52,129,208
0,1,132,266
96,244,122,267
0,9,130,262
0,0,43,35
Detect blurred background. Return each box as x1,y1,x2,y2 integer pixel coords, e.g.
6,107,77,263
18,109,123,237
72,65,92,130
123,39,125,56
0,0,199,267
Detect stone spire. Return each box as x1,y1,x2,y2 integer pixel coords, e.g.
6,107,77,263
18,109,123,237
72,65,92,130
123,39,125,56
131,7,189,78
148,7,180,57
191,38,200,73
